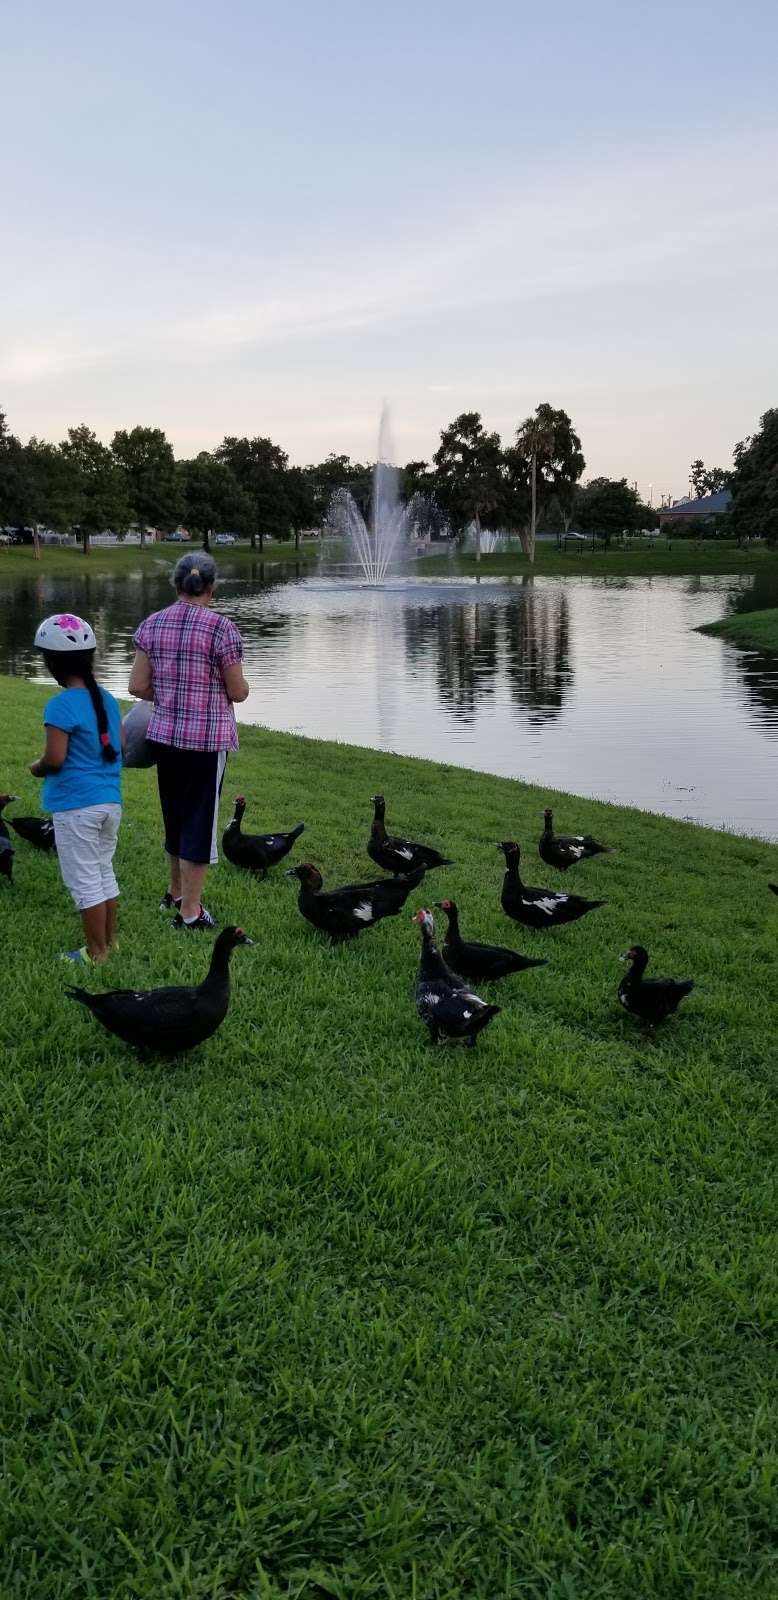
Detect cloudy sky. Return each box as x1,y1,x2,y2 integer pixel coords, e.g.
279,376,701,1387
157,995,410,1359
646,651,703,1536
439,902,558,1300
2,0,777,497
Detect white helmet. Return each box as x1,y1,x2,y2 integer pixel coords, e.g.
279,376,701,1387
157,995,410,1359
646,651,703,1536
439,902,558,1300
34,613,97,652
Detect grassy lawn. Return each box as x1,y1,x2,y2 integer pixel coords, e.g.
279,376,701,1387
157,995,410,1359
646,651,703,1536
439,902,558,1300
697,607,778,653
0,540,326,579
2,671,778,1598
417,542,776,580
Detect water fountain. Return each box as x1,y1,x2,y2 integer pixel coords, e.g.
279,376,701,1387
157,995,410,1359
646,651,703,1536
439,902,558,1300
466,522,503,555
328,406,423,585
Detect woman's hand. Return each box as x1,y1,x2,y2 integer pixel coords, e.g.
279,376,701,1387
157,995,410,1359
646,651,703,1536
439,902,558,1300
222,661,250,704
30,757,45,778
128,648,155,701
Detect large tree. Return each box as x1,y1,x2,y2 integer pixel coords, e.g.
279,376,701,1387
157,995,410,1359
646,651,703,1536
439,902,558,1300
689,458,732,498
177,454,254,549
0,408,30,528
112,425,180,545
305,453,371,525
215,435,291,549
60,426,131,554
284,466,318,549
728,409,778,547
510,403,585,562
574,477,653,539
24,438,82,531
432,412,504,561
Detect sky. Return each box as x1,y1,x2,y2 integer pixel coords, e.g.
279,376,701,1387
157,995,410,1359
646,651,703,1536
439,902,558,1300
2,0,777,499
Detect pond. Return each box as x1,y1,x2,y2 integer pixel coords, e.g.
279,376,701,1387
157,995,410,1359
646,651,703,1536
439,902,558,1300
1,558,777,840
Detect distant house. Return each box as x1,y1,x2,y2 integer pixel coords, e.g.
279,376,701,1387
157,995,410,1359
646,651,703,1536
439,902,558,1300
657,490,731,529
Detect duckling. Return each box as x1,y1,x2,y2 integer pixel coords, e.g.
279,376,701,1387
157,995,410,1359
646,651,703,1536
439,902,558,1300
223,797,304,876
287,861,425,942
618,944,694,1025
539,807,614,871
67,926,253,1054
499,842,605,929
368,794,453,876
413,907,500,1046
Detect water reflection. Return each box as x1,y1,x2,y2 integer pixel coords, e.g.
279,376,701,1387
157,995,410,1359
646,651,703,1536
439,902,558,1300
0,562,776,838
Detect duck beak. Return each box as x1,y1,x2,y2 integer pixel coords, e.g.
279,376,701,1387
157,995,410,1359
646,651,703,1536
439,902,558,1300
619,951,629,961
284,868,298,877
241,936,255,946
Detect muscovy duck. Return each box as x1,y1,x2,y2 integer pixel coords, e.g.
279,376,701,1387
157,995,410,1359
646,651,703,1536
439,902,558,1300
67,926,253,1053
367,794,453,876
413,907,500,1046
618,945,694,1025
0,793,17,881
539,807,614,871
434,898,547,982
498,841,606,929
8,812,56,852
286,861,425,942
223,797,304,876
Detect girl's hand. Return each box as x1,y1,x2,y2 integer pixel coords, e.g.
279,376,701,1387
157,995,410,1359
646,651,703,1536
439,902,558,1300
30,758,44,778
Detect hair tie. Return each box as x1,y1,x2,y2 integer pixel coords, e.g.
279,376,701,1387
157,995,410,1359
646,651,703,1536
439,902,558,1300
100,733,110,747
190,567,200,577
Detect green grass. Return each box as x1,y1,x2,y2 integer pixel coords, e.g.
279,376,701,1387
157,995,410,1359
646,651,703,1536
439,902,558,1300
417,542,776,579
0,539,325,579
2,672,778,1598
697,606,778,653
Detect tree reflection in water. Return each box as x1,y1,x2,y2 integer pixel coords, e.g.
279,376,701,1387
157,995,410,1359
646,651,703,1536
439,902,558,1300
403,579,572,726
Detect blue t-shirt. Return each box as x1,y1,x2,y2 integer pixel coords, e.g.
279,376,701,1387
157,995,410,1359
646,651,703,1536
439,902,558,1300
43,687,123,812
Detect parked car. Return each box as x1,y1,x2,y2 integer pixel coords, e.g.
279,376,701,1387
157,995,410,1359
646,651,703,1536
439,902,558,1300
165,531,185,542
214,533,237,545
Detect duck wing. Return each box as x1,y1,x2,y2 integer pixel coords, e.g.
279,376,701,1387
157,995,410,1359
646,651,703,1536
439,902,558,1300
9,816,56,851
446,937,546,979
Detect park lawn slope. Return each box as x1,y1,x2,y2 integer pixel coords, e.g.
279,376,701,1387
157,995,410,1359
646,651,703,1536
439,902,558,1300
416,542,776,579
0,539,324,579
2,672,778,1598
697,606,778,653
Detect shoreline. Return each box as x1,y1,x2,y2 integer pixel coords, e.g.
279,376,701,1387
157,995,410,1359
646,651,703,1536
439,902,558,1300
696,606,778,654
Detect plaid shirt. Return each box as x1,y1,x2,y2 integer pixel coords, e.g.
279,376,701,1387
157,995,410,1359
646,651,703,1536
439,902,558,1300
134,600,244,751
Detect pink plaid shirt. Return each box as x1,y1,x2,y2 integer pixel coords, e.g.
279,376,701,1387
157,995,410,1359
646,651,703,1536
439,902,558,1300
134,600,244,751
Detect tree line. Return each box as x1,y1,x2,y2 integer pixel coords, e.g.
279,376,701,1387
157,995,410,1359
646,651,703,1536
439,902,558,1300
0,400,775,557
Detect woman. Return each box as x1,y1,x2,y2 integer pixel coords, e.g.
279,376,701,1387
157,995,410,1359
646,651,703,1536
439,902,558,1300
129,552,249,930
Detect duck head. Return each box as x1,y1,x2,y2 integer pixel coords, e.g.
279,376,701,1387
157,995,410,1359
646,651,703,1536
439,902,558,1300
497,841,521,867
542,807,553,829
233,796,247,819
434,898,457,918
620,945,648,974
370,793,386,817
412,906,435,938
225,926,254,947
0,794,18,811
285,863,324,893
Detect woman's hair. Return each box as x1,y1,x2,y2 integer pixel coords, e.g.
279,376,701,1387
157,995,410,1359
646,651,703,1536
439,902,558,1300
42,649,118,764
173,552,217,597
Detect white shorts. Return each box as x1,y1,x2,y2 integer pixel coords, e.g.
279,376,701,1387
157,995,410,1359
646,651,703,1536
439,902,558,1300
53,804,122,912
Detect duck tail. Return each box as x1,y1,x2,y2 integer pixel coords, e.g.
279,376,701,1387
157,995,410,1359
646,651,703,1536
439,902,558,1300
66,988,93,1007
290,823,305,840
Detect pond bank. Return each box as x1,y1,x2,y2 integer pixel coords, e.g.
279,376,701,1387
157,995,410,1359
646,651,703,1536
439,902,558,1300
417,543,776,579
3,671,778,1598
697,606,778,653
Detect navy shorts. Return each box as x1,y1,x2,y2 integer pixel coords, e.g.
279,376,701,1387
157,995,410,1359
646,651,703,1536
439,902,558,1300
151,744,227,866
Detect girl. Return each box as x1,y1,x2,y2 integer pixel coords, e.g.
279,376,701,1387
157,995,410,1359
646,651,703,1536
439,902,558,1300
30,613,124,963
